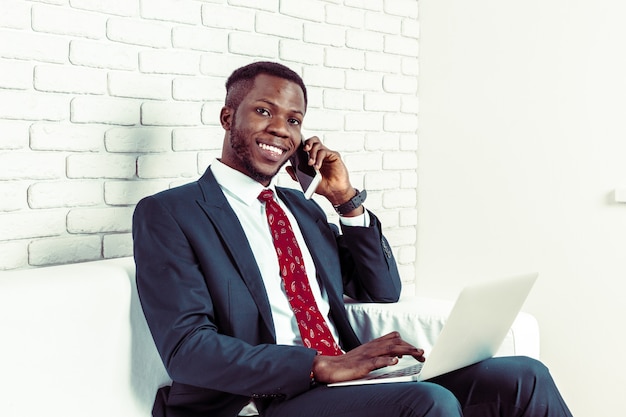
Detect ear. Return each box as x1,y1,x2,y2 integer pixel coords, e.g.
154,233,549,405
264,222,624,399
220,106,232,130
285,165,297,182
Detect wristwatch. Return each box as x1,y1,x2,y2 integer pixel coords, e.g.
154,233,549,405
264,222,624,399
333,189,367,216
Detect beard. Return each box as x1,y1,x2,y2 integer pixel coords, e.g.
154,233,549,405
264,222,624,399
228,118,285,184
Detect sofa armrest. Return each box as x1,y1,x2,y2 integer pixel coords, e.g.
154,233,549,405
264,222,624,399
345,296,540,359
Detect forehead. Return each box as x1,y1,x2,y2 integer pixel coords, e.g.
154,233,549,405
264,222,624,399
245,74,306,113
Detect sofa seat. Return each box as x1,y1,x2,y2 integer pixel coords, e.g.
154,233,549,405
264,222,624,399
0,257,540,417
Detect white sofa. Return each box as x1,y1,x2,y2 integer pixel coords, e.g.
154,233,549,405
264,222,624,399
0,258,540,417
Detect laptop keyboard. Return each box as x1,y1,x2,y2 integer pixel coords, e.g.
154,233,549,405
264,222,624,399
368,362,424,380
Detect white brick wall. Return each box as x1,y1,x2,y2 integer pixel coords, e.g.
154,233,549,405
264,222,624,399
0,0,419,284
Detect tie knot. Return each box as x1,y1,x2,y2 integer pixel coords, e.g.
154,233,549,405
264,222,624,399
258,189,274,203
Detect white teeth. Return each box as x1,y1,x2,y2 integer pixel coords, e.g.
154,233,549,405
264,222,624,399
259,143,283,155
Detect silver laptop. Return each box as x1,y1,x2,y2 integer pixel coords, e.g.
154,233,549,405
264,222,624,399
328,272,538,387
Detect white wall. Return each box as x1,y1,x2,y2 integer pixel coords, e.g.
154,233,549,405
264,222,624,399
418,0,626,415
0,0,419,283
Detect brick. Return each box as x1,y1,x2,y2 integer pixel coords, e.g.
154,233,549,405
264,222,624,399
0,152,65,180
402,18,419,39
256,12,302,40
325,5,364,28
383,189,417,209
402,95,419,113
397,245,416,264
384,35,419,57
32,4,106,39
0,29,68,64
345,70,383,91
67,207,134,233
105,127,172,153
197,150,221,170
172,26,227,52
400,133,418,151
173,127,222,151
107,18,171,48
365,51,401,73
103,232,133,258
70,0,139,17
0,241,28,270
71,96,140,125
345,112,383,131
104,180,170,205
300,108,343,132
323,89,363,111
27,180,103,209
279,39,323,65
229,0,278,11
399,208,418,226
66,154,137,179
346,29,384,51
137,152,198,178
364,171,400,190
28,235,102,266
280,0,324,22
384,0,418,18
0,120,30,150
322,132,365,152
374,210,399,229
172,76,224,101
364,11,401,34
0,91,69,121
402,56,418,76
303,23,345,47
383,74,417,94
302,66,344,89
201,101,226,126
400,171,418,188
69,40,138,70
0,59,33,90
0,1,31,30
343,152,382,171
384,112,418,132
382,151,417,169
0,211,65,241
108,71,171,100
141,101,202,126
140,0,200,24
139,49,200,75
0,182,27,212
228,32,278,58
364,92,401,112
345,0,383,11
199,53,252,78
34,64,107,94
201,4,255,30
364,132,400,151
325,47,364,69
30,123,104,152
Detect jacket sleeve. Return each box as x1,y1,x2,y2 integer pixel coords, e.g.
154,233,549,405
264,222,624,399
132,194,317,401
337,210,402,303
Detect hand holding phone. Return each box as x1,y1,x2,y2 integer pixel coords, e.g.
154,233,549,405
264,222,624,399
289,142,322,199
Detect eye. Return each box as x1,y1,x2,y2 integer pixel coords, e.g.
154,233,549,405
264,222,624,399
288,117,301,126
256,108,270,116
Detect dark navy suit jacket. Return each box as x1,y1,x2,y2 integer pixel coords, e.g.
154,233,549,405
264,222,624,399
132,167,402,417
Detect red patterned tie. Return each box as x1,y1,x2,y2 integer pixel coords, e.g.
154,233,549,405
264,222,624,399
258,189,343,356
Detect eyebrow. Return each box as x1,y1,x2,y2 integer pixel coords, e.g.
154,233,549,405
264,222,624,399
257,99,304,117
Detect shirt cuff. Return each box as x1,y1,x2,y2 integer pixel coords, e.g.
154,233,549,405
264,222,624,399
338,209,370,227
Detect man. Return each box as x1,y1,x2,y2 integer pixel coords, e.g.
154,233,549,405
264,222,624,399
133,61,572,417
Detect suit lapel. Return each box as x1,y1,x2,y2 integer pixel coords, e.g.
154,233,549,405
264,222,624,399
195,169,276,340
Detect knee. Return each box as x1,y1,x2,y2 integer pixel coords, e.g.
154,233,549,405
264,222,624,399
408,383,462,417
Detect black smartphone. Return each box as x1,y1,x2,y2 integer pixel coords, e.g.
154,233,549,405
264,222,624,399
289,142,321,199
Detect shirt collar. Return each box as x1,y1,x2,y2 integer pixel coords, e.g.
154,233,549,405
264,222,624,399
210,158,277,206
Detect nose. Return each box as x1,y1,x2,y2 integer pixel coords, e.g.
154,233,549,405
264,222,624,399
266,117,289,138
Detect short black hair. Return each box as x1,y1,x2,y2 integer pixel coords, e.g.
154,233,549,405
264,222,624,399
224,61,308,110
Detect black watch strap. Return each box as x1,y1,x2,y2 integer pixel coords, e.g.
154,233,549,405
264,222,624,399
333,189,367,216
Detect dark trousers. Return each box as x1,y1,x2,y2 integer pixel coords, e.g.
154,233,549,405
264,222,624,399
262,357,573,417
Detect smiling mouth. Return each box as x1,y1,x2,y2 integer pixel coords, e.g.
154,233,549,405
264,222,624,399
258,142,284,156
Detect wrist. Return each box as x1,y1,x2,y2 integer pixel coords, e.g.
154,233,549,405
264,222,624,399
333,189,367,216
